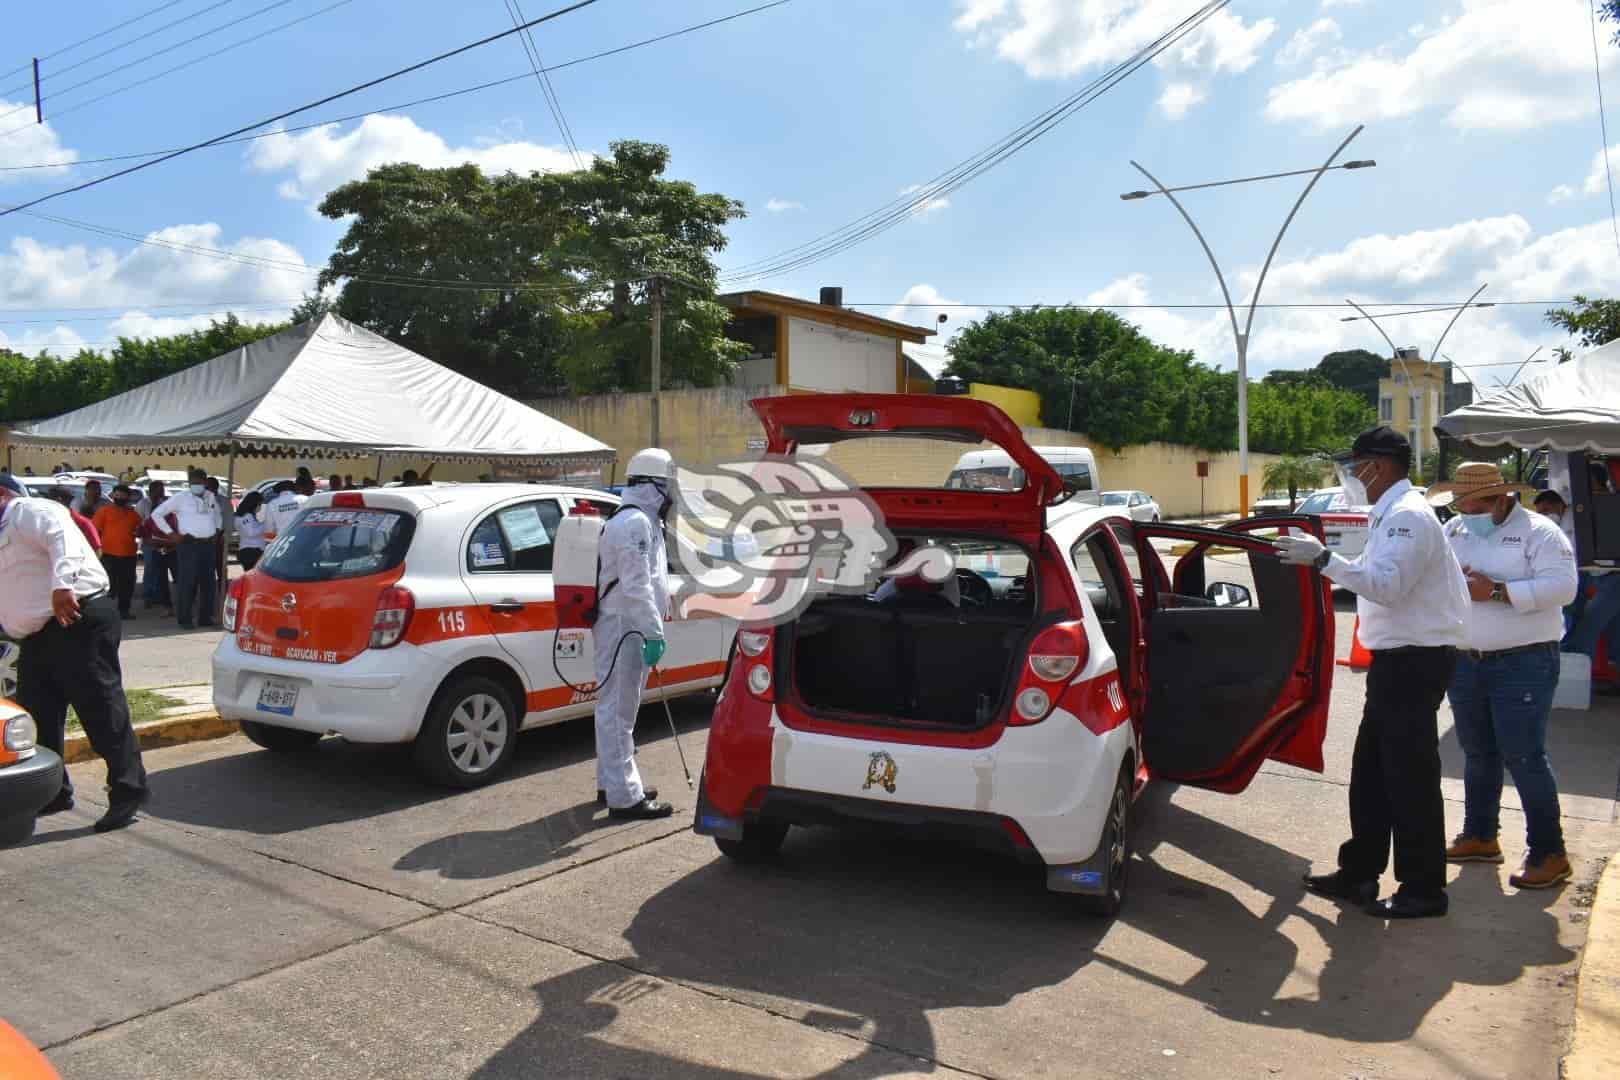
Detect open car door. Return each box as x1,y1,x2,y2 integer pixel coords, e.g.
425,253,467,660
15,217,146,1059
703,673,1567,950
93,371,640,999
1131,516,1336,794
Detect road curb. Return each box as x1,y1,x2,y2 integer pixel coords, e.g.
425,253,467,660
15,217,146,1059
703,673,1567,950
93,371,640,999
1565,856,1620,1079
62,711,238,764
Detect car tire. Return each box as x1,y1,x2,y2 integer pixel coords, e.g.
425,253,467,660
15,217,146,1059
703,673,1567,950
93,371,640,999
716,820,789,862
412,675,518,789
239,719,324,753
1077,763,1133,917
0,813,36,847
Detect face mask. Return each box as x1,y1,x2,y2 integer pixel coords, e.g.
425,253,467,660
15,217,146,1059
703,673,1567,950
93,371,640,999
1462,512,1500,538
189,484,205,496
1542,510,1564,525
1339,463,1375,508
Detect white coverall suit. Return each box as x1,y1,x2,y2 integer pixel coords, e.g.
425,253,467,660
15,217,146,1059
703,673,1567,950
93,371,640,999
593,481,670,809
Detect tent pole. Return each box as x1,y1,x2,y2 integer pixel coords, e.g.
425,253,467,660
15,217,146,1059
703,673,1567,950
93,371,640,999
375,453,385,486
220,444,237,619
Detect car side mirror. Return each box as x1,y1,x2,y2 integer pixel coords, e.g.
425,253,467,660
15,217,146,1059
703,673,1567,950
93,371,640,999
1207,582,1252,608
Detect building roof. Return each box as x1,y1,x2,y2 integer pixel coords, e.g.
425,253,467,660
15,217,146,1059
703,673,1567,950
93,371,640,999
718,290,937,343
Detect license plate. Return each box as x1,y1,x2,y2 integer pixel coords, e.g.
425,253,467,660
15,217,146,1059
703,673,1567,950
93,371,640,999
256,678,299,716
1326,535,1342,547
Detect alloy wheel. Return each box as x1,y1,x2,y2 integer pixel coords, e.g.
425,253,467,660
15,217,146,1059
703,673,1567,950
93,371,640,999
445,693,509,775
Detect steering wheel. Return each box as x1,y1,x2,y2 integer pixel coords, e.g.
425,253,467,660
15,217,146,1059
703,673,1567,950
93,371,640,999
955,569,994,609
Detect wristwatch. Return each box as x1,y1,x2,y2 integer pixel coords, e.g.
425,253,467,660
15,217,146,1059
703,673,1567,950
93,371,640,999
1313,548,1332,571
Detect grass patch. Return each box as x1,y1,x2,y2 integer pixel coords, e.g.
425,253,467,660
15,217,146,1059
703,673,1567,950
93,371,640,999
67,689,186,733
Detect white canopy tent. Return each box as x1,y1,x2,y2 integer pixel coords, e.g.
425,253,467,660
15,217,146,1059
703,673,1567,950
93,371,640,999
7,313,616,475
1437,338,1620,453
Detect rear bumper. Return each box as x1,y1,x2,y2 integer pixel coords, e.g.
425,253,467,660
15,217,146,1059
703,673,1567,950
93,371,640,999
700,705,1133,869
0,748,64,820
211,636,450,743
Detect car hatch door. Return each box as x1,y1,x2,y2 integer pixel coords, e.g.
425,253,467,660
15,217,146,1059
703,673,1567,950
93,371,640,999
1132,517,1335,793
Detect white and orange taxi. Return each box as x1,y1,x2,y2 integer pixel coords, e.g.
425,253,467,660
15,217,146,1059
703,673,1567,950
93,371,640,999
213,485,731,787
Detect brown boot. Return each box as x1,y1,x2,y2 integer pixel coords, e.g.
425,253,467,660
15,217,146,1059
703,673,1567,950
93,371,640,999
1510,853,1572,889
1445,835,1503,863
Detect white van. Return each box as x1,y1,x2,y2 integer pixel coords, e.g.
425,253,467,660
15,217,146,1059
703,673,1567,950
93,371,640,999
946,446,1102,505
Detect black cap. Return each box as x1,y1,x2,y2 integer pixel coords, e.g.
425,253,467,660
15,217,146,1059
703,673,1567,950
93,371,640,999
1335,424,1411,463
1534,489,1567,507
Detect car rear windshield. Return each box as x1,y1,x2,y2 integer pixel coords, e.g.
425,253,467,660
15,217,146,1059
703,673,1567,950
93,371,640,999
1297,491,1344,514
792,436,1026,491
258,508,415,582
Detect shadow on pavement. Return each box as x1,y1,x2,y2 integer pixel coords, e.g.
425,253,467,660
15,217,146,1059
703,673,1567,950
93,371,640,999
1438,700,1620,805
471,783,1575,1078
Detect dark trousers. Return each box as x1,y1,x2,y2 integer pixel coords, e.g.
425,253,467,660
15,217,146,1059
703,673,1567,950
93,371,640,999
1338,646,1456,896
142,544,174,608
238,547,262,572
174,541,216,627
17,593,147,803
103,554,137,616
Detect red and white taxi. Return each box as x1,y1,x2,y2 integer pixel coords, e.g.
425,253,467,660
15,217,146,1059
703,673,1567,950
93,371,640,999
1295,486,1370,559
213,485,730,787
695,394,1336,915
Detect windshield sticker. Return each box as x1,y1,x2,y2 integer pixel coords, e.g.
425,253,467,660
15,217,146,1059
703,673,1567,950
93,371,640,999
499,505,552,551
470,541,506,568
302,509,389,530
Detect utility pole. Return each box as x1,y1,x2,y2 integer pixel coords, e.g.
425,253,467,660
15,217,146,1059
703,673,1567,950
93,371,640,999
649,274,664,447
32,59,42,124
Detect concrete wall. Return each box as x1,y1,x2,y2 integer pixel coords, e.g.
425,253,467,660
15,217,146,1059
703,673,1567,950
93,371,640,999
966,383,1041,427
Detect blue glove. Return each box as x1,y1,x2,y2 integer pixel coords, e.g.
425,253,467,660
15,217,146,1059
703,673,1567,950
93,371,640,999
642,636,667,666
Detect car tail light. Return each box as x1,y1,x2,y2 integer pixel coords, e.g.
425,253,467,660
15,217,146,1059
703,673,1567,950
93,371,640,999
370,586,415,649
223,576,246,632
332,492,366,508
3,710,37,759
1009,621,1088,726
737,629,775,701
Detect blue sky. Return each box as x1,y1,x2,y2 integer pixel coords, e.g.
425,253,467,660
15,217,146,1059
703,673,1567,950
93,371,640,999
1,0,1618,392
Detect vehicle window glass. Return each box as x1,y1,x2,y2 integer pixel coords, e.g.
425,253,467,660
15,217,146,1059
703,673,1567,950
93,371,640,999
1102,492,1128,506
1054,461,1093,491
497,500,562,573
1298,491,1337,514
259,508,414,583
1156,534,1267,611
466,516,511,572
796,437,1025,492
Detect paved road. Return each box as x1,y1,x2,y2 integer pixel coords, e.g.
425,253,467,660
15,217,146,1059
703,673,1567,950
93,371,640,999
3,606,1617,1079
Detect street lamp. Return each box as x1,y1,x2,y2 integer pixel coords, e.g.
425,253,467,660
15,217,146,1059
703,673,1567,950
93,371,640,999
1121,125,1373,516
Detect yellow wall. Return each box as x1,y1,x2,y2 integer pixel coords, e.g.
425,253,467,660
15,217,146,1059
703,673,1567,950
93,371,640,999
965,383,1042,427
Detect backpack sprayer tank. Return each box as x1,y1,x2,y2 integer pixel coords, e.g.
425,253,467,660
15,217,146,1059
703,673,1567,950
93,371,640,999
555,505,606,630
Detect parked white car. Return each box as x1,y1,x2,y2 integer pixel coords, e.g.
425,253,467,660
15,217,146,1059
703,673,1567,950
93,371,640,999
947,446,1102,505
1101,489,1160,523
213,484,734,788
1251,490,1310,517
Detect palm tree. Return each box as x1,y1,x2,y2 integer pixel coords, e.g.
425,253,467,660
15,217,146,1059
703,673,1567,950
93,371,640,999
1261,454,1329,511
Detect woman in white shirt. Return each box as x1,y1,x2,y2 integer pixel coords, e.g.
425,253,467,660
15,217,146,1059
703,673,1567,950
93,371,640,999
235,491,268,571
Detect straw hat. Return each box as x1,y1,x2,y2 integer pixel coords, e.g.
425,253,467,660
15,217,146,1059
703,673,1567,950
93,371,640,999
1426,462,1534,510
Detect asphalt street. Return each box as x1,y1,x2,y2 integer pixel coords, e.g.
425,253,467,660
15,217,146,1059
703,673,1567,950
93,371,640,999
3,600,1618,1078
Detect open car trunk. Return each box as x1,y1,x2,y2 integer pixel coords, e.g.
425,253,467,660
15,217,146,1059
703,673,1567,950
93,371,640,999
784,539,1039,729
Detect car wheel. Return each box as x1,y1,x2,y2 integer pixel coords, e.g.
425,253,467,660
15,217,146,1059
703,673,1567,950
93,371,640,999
0,814,36,847
239,719,324,752
1077,763,1132,917
716,820,790,862
413,675,518,789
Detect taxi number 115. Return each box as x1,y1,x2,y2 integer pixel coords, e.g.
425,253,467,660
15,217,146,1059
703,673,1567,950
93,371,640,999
437,609,467,635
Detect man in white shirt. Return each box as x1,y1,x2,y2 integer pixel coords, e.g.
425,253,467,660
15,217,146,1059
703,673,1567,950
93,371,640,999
263,479,309,540
0,473,149,832
1276,426,1470,919
150,468,223,630
1434,464,1578,890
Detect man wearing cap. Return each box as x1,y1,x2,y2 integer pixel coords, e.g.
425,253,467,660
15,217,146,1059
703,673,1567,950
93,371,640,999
1433,464,1578,889
0,472,149,831
149,467,223,630
1275,426,1470,918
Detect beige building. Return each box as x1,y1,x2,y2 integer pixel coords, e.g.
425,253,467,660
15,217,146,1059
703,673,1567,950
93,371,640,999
720,289,937,393
1376,347,1473,462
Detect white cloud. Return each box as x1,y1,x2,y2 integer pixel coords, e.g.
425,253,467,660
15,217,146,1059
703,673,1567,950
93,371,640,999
0,99,78,183
1158,82,1207,118
953,2,1274,116
1320,0,1364,8
897,185,951,219
884,284,983,342
1276,18,1341,67
764,197,804,212
1578,143,1620,197
1548,183,1577,205
245,114,581,204
0,224,308,317
1266,1,1619,132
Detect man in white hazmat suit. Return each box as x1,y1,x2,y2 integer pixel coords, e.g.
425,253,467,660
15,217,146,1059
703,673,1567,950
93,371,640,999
593,448,676,819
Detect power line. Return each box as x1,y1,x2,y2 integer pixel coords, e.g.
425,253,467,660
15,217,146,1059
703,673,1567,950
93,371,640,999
0,1,795,173
0,0,196,83
0,0,361,141
852,299,1581,311
0,0,606,219
718,0,1231,284
0,302,299,325
505,0,583,168
1590,0,1620,263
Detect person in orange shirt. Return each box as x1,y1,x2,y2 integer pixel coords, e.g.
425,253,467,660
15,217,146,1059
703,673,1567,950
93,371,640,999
93,484,144,619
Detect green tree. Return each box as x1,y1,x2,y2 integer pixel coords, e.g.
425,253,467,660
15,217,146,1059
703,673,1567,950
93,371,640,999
1545,295,1620,349
1313,348,1387,407
1260,454,1329,509
315,142,747,397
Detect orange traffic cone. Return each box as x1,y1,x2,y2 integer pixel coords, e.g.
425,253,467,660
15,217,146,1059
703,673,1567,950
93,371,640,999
1337,617,1371,671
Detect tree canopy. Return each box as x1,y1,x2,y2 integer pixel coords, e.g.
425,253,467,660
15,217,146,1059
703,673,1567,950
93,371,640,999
1545,295,1620,350
0,315,288,423
944,307,1372,453
316,141,747,397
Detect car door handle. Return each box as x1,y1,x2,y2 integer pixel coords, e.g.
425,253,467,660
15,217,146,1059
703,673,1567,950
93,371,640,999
491,601,525,613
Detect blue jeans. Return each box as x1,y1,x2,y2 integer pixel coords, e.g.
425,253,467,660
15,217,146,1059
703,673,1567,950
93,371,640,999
1448,644,1566,859
1564,572,1620,666
142,544,173,607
